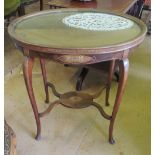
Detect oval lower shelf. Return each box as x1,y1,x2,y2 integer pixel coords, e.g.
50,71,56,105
60,91,93,108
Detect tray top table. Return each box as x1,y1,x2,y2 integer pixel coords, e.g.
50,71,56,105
8,9,146,144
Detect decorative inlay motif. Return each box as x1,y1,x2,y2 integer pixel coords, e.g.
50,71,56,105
63,13,134,31
56,55,95,64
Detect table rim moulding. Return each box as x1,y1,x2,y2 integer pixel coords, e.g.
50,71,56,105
8,9,147,55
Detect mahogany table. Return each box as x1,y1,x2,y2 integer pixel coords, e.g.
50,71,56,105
47,0,144,90
8,9,146,144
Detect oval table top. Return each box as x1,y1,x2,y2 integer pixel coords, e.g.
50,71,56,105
8,9,146,55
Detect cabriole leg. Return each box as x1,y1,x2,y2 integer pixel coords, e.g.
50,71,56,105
40,58,49,103
105,60,115,106
23,56,41,140
109,58,129,144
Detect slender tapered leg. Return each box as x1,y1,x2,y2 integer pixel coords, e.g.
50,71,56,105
39,58,49,103
23,56,41,140
109,58,129,144
76,67,89,91
105,60,115,106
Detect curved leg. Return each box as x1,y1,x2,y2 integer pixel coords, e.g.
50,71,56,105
40,58,49,103
105,60,115,106
23,56,41,140
76,67,89,91
109,58,129,144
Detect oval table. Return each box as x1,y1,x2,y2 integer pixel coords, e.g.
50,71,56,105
8,9,146,144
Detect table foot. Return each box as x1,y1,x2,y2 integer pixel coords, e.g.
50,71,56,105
45,99,49,104
35,134,41,141
109,137,115,144
105,101,110,107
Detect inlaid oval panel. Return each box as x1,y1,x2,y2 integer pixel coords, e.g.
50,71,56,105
56,55,95,64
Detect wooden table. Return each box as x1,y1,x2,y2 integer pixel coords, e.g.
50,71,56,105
47,0,144,90
48,0,138,13
8,9,146,144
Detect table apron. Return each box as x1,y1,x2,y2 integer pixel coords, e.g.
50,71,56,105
26,50,126,65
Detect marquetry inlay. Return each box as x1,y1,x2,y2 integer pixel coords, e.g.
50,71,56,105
56,55,95,64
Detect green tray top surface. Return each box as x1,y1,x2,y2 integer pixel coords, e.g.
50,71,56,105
9,9,146,49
